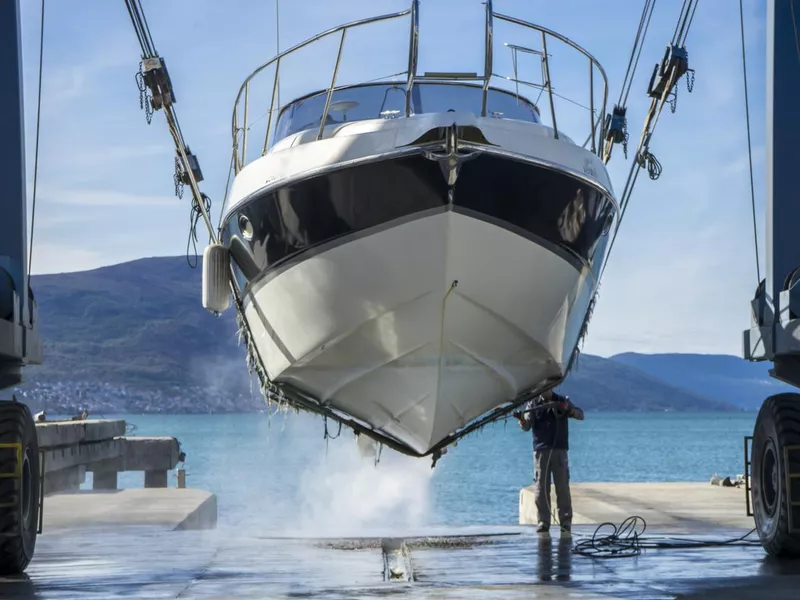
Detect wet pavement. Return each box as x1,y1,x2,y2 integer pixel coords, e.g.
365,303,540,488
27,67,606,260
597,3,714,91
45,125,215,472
2,525,800,599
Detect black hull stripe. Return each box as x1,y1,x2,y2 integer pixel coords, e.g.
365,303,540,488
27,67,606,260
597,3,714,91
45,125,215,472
242,206,448,298
222,154,615,295
451,206,587,274
242,205,587,301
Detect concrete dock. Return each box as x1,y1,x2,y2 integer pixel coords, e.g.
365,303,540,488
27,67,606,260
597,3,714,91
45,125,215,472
32,417,219,532
0,482,797,598
43,488,218,530
520,482,754,531
0,524,796,599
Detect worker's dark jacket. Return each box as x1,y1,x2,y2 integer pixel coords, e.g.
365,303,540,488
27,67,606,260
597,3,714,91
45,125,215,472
519,393,573,452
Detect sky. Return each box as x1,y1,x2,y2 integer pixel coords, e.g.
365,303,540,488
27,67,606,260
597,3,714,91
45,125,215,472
16,0,767,357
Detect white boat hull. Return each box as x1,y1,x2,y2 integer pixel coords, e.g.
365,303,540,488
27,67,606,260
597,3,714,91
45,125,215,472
240,209,595,455
223,116,617,456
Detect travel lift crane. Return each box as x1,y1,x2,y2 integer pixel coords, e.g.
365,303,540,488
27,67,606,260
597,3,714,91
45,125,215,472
0,0,798,576
0,0,44,576
742,0,800,557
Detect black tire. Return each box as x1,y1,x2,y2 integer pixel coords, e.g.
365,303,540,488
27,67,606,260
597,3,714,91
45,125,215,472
0,401,40,575
751,393,800,557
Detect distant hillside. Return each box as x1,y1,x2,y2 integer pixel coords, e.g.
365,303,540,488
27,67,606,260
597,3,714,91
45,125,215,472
559,353,737,412
30,256,245,389
12,256,740,413
612,352,796,410
16,257,257,414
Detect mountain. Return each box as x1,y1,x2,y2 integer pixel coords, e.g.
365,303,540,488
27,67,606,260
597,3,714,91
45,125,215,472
30,256,245,388
17,257,258,414
558,353,738,412
11,256,740,413
611,352,796,410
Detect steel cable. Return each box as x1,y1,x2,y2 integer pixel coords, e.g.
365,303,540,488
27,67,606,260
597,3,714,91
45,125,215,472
619,0,658,108
672,0,690,44
28,0,46,275
739,0,761,285
123,0,217,244
599,49,689,284
683,0,700,45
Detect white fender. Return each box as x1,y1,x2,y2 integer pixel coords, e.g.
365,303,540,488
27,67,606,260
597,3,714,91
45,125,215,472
202,244,230,313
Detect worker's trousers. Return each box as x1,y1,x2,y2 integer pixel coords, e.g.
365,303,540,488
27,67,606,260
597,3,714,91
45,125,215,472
534,448,572,528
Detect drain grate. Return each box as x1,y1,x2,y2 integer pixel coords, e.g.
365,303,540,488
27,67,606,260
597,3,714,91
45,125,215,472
315,532,519,551
307,532,520,583
381,538,414,582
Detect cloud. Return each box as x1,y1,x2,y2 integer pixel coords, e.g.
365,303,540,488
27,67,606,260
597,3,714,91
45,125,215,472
30,238,182,276
720,145,765,179
38,49,133,114
40,187,178,208
29,244,106,275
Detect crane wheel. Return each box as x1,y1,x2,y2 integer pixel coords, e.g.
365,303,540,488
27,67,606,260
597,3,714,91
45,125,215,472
0,401,40,574
751,393,800,557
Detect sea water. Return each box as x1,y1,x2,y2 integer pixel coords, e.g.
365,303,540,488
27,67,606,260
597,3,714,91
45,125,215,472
94,412,755,530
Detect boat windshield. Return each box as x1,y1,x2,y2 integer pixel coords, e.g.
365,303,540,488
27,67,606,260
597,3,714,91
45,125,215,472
273,82,540,144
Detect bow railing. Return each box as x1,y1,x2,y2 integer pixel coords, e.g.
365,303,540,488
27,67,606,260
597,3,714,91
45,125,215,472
231,0,609,174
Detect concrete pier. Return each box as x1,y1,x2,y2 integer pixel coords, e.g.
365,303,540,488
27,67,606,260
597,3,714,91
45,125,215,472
36,419,126,447
36,419,183,494
34,418,218,531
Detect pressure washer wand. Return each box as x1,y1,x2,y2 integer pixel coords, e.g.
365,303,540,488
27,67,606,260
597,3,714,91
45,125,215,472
512,401,565,419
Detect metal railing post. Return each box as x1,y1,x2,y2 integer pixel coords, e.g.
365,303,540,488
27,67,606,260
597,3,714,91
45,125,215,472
318,29,347,141
242,81,249,162
405,0,419,117
263,57,281,155
232,106,240,173
589,59,596,153
493,12,609,146
598,70,608,154
541,31,558,139
481,0,494,117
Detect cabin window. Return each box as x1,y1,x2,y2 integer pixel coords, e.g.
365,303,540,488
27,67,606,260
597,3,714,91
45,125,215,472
273,82,540,144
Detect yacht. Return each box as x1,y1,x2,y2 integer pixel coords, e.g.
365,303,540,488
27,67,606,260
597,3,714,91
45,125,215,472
214,1,618,457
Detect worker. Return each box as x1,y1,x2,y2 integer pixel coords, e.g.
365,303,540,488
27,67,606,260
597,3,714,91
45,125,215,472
516,389,584,534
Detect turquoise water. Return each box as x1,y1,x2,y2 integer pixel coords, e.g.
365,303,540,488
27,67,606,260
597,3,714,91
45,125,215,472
98,412,756,531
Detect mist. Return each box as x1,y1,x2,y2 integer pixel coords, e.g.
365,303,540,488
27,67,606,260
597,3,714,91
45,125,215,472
291,435,434,537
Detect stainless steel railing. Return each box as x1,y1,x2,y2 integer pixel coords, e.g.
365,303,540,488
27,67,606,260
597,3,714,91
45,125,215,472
231,7,412,173
231,0,609,173
492,11,608,155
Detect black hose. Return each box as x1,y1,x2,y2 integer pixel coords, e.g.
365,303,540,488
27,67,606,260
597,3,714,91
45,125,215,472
572,517,760,559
